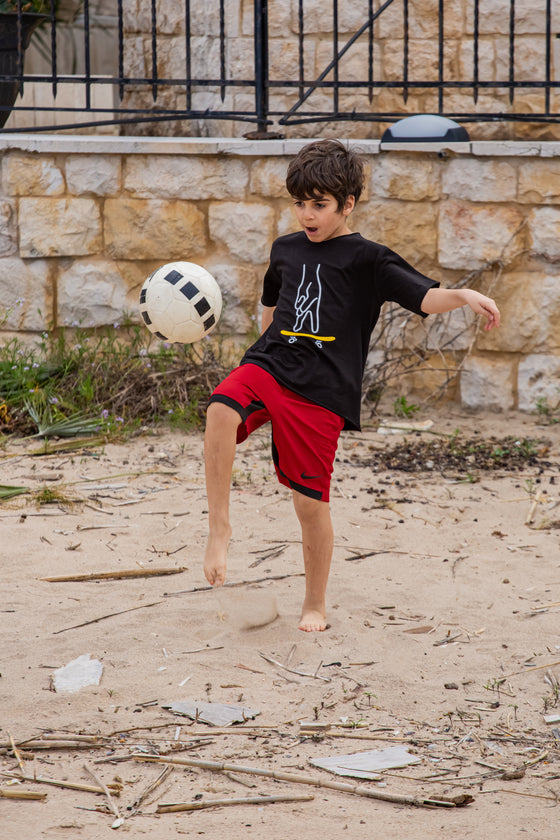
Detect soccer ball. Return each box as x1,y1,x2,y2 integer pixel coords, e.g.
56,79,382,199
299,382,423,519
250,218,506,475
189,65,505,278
139,262,222,344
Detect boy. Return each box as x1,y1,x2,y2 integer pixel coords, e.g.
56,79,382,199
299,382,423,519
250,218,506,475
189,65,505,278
203,139,500,632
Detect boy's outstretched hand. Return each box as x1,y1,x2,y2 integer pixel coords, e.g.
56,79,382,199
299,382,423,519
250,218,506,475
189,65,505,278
421,287,500,331
462,289,500,331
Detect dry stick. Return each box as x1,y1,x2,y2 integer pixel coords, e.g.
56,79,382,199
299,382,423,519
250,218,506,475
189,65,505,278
2,771,121,796
157,793,314,813
41,567,187,583
258,651,331,683
163,572,305,597
128,766,173,815
502,659,560,679
83,764,122,827
133,755,472,809
53,600,163,634
8,732,25,774
0,789,47,801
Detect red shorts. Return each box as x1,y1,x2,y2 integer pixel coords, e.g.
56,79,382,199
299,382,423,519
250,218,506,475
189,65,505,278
208,364,344,502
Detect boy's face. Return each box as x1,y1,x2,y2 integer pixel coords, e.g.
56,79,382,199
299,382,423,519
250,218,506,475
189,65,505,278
292,192,355,242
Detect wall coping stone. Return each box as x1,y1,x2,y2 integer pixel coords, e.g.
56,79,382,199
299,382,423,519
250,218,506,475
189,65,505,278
1,134,560,158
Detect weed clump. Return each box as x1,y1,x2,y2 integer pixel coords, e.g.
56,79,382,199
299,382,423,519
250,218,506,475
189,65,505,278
0,320,232,439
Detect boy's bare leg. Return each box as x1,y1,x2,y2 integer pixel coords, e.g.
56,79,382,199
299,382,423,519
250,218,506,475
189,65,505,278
292,490,333,632
203,401,241,586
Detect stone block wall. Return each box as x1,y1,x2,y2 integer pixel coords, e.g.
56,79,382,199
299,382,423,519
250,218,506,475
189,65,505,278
1,134,559,414
120,0,560,141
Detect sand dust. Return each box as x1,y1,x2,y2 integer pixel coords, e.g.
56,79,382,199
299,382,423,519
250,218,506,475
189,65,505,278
1,407,559,838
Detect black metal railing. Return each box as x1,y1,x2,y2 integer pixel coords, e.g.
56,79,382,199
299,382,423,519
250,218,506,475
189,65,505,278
0,0,558,134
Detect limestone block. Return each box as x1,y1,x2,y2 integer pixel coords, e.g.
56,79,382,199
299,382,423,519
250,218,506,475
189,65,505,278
353,199,438,266
459,355,515,410
410,0,464,39
315,41,383,83
277,206,300,237
441,158,517,202
65,155,121,196
209,202,274,263
57,259,131,328
250,159,289,199
384,39,453,82
477,271,560,353
2,153,64,196
438,200,526,270
518,161,560,204
104,198,206,261
528,207,560,261
124,155,248,200
0,257,51,330
518,354,560,411
371,155,441,201
466,0,560,34
0,200,16,256
19,198,102,258
205,262,259,334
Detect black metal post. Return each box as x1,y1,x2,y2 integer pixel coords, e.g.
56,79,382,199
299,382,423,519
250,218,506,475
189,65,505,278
254,0,269,135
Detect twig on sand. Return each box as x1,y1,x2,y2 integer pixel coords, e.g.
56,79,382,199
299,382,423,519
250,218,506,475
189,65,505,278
157,793,314,813
163,572,305,597
41,567,187,583
134,754,473,809
0,788,47,800
128,766,173,815
83,764,123,828
258,651,331,683
53,601,163,634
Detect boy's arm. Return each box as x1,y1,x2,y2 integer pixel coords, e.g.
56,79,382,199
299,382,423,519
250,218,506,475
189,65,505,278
421,288,500,331
261,305,276,334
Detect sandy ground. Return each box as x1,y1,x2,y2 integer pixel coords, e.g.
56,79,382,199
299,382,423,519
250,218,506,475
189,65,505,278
1,407,560,839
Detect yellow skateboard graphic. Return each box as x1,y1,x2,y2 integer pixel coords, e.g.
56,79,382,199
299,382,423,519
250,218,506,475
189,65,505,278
281,329,335,348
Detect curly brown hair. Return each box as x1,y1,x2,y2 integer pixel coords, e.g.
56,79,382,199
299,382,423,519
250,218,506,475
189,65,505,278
286,139,364,210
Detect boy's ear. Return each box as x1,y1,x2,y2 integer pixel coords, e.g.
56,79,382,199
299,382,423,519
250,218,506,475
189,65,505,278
342,195,355,215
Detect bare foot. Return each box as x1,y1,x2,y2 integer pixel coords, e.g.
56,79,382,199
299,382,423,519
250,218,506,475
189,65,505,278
298,608,328,632
203,526,231,586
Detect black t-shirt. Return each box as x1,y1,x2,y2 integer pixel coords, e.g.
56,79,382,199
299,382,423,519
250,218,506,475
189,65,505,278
241,231,439,431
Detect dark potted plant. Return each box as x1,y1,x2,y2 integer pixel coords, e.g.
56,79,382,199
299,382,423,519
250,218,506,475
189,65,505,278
0,1,52,127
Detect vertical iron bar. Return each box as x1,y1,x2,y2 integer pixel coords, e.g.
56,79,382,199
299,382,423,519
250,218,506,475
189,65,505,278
254,0,269,135
16,0,23,98
83,0,91,111
438,0,444,113
185,0,192,111
298,0,304,99
509,0,515,105
545,0,551,114
403,0,409,103
219,0,226,102
51,0,57,98
151,0,158,101
473,0,479,104
333,0,339,115
118,0,124,102
368,0,374,105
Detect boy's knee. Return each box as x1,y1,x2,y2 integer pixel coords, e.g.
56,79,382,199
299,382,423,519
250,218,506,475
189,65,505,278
206,399,242,430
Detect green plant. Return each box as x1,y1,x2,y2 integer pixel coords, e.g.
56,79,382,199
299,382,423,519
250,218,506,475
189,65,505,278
535,393,560,425
0,1,51,13
0,313,232,440
392,395,420,418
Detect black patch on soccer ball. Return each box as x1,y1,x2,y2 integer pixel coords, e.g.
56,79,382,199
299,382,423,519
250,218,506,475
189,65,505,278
141,310,152,325
164,269,183,285
203,314,216,331
179,281,199,300
155,331,168,340
139,288,147,304
195,296,211,317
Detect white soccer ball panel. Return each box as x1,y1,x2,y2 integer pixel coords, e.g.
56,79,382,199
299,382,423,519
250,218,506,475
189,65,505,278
139,261,222,344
